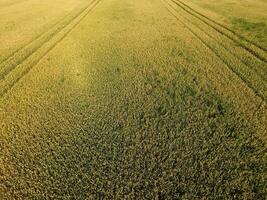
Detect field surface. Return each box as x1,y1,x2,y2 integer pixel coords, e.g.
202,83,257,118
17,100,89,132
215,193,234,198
0,0,266,199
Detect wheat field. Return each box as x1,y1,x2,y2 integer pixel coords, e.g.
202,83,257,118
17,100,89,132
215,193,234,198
0,0,266,199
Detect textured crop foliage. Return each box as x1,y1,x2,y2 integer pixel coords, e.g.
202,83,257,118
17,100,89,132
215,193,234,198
0,0,266,199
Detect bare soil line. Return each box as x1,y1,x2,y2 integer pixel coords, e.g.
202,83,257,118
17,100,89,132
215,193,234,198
0,0,101,97
0,0,96,79
162,0,266,104
171,0,267,63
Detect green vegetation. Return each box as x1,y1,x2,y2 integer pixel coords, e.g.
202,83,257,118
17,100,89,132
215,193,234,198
232,18,267,45
189,0,267,49
0,0,266,199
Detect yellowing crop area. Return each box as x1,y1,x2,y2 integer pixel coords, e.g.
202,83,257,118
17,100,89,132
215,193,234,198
0,0,266,199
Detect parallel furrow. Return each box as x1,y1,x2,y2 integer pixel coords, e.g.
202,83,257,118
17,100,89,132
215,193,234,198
165,0,266,100
0,0,101,97
172,0,267,63
0,2,85,64
176,0,267,52
162,0,266,103
0,0,96,79
170,0,267,80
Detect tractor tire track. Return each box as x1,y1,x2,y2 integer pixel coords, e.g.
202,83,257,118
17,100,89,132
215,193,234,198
168,0,267,81
171,0,267,83
165,0,267,96
176,0,267,53
191,19,267,81
0,0,101,97
162,0,266,104
171,0,267,63
0,2,86,64
0,0,96,80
